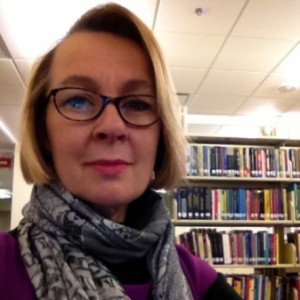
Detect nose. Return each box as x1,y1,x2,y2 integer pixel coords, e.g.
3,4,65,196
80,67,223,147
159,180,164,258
92,102,128,142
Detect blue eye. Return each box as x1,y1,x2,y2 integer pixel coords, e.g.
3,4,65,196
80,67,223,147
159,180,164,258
121,98,152,112
64,97,92,112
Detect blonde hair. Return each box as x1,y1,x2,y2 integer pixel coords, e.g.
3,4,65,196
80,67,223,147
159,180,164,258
20,3,187,189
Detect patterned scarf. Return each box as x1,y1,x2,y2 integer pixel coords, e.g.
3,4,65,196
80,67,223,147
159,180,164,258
17,182,193,300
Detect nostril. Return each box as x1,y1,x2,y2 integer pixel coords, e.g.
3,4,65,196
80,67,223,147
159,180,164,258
116,134,126,141
96,132,125,141
98,133,107,140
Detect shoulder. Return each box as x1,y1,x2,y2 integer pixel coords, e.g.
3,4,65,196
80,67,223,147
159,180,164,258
176,244,217,299
0,231,20,262
0,232,21,281
176,245,242,300
0,232,36,300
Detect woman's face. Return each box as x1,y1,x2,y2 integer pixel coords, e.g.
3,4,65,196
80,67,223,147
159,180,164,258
46,32,160,222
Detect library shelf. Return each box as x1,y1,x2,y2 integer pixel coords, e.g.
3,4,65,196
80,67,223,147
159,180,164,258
168,136,300,298
172,220,295,227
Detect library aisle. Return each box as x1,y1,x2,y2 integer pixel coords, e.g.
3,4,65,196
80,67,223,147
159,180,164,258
0,152,13,231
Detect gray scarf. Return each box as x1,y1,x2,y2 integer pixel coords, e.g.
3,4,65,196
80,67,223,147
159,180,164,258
17,182,192,300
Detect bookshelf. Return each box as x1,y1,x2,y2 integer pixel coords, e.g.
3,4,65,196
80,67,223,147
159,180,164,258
167,136,300,299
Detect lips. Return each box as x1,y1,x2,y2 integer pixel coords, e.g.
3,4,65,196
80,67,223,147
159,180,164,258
85,159,130,176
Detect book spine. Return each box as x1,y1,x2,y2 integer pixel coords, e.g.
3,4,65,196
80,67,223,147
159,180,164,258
187,187,194,219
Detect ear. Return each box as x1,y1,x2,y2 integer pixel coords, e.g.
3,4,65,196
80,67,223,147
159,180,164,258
151,170,155,180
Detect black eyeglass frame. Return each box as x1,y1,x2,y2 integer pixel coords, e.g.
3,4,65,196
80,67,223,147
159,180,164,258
47,87,160,127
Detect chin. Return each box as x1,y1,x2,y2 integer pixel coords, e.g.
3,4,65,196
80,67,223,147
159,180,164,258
82,191,133,206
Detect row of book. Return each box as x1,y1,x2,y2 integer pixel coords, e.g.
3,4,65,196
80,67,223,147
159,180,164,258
288,183,300,220
174,186,294,221
226,274,300,300
227,274,271,300
287,231,300,265
176,228,279,266
186,144,300,179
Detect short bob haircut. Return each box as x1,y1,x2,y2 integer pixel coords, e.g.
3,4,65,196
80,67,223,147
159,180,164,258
20,3,187,190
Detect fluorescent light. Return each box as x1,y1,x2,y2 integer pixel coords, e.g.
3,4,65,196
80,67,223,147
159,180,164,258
0,120,16,143
186,114,271,126
0,189,12,200
186,113,286,127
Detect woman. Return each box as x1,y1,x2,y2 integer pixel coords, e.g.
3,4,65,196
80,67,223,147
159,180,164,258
0,3,241,300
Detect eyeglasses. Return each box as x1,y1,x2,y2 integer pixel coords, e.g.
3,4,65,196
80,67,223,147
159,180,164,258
47,87,160,127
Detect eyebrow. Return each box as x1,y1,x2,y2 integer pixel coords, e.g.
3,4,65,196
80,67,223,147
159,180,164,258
122,80,154,94
57,75,155,95
58,75,99,91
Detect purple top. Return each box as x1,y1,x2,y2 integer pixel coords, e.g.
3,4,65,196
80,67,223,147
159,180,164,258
0,232,217,299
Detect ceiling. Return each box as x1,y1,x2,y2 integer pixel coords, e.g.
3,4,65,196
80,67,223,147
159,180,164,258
1,0,300,151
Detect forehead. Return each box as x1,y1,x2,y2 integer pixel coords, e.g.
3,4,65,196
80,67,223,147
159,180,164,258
49,32,155,94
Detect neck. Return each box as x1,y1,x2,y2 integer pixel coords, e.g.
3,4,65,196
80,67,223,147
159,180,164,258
91,204,128,223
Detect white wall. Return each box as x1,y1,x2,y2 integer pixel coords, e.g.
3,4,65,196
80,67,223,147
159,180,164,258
10,143,32,229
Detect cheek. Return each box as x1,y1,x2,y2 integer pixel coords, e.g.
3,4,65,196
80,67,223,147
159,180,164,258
140,126,160,162
47,120,62,155
49,128,82,160
46,111,79,161
46,106,59,147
